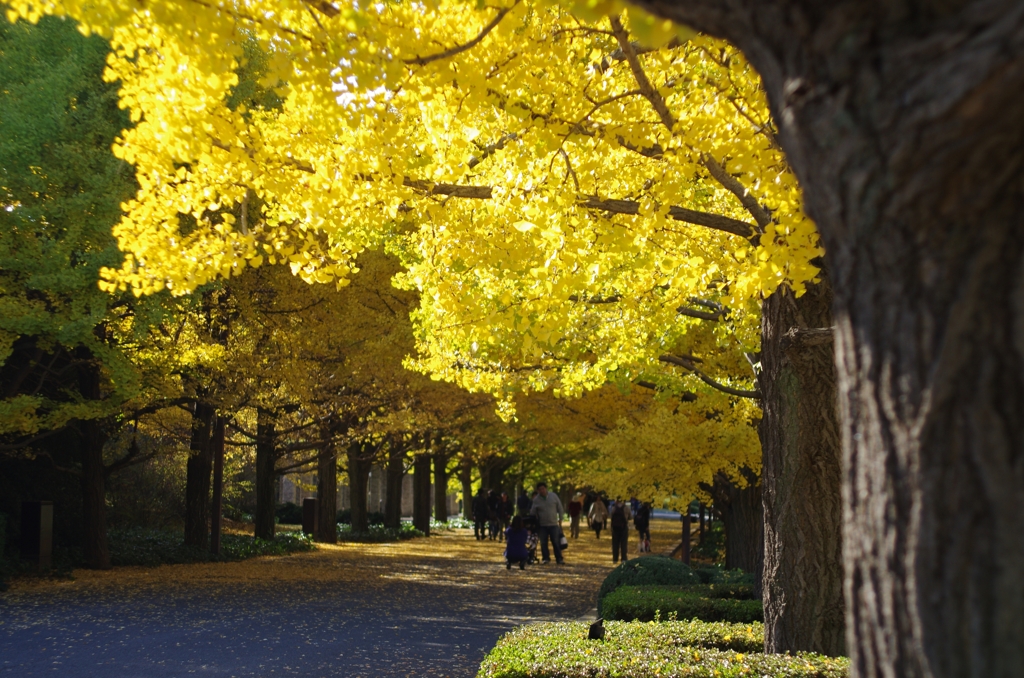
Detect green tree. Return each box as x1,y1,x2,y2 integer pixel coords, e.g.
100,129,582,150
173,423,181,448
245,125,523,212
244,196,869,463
0,16,181,568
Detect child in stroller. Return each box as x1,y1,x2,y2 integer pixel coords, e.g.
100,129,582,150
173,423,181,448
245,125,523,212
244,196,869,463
522,515,540,565
504,516,536,569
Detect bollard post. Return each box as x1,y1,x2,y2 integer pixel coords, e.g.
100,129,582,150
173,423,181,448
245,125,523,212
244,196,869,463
302,497,319,536
20,500,53,571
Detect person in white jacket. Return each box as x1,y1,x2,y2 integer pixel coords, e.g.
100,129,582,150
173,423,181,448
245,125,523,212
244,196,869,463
529,482,565,564
588,496,609,539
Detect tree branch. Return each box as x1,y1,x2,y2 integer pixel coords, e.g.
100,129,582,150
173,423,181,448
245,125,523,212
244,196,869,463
659,353,762,399
579,197,757,239
701,153,771,229
607,16,772,234
676,304,725,321
609,15,676,130
403,1,520,66
402,181,757,239
782,326,834,349
635,379,699,401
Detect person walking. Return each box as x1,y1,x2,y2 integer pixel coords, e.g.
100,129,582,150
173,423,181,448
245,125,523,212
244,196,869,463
609,497,632,564
588,495,609,539
529,482,565,564
634,501,652,553
504,516,530,570
486,490,501,540
472,488,489,541
516,489,532,516
568,493,583,539
498,491,513,541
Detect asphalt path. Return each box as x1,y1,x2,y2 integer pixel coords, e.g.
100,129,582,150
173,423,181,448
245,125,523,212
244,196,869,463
0,527,625,678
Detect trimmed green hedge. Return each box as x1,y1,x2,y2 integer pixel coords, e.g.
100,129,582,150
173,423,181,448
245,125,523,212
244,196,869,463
477,621,849,678
692,566,755,586
603,585,763,623
597,557,701,615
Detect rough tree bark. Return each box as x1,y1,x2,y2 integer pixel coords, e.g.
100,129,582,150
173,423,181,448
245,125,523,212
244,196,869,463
707,471,764,593
184,402,215,549
761,282,844,656
412,453,432,535
346,442,372,533
315,423,337,544
631,3,1024,675
433,444,450,523
254,408,276,540
383,440,406,528
722,479,764,578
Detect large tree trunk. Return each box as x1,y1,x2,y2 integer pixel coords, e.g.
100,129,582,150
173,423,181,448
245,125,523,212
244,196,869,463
76,355,110,570
315,426,337,544
433,447,449,523
459,455,473,520
760,282,844,656
632,3,1024,675
79,417,110,570
383,441,405,529
346,442,371,533
254,408,276,541
714,474,764,582
412,453,432,535
184,401,215,549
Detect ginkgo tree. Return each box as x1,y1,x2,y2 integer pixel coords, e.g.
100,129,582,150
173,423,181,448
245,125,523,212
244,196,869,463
4,0,837,655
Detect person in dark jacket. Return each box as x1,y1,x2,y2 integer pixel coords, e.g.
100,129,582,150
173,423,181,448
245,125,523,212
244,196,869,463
472,489,489,540
498,492,514,541
504,516,530,569
516,490,532,516
568,493,583,539
608,498,632,563
486,489,501,540
634,502,652,552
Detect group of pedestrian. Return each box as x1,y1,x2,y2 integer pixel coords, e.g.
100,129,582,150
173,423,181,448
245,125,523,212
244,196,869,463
472,483,657,566
471,488,513,541
585,494,653,563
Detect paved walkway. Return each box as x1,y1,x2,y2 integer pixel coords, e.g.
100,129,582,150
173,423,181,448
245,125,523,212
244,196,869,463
0,527,626,677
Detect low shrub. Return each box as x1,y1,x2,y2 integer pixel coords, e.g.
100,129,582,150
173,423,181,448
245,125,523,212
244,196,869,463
602,585,763,623
336,521,423,542
691,566,755,586
432,516,473,530
108,527,314,567
597,557,701,615
275,502,304,525
477,620,849,678
335,509,386,525
691,521,724,564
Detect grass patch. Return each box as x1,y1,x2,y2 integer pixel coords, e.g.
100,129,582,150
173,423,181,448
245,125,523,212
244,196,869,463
478,621,848,678
602,585,763,623
108,527,315,567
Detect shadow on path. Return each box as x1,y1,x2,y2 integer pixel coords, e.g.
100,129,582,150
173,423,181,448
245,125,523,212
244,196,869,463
1,528,621,677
